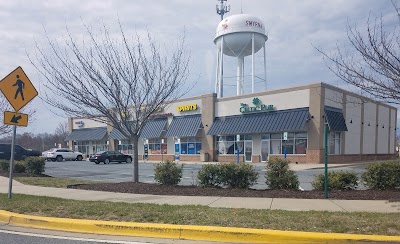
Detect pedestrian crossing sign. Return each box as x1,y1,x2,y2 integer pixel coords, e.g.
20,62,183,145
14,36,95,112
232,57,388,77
0,66,38,112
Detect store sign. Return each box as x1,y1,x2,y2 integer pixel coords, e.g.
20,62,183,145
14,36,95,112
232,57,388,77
240,97,274,113
177,104,197,112
75,121,85,128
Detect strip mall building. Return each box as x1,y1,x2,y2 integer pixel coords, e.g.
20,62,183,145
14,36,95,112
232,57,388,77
66,82,398,164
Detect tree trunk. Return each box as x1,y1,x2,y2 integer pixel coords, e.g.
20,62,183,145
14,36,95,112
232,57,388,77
131,135,139,183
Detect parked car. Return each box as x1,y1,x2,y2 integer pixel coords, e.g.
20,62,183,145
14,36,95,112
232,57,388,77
0,143,41,160
45,148,83,162
89,151,132,164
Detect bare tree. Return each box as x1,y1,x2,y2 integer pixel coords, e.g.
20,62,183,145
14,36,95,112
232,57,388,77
54,122,69,147
314,0,400,104
29,23,190,182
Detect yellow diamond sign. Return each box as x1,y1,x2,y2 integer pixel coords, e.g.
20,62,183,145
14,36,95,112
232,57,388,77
0,67,38,112
4,111,28,127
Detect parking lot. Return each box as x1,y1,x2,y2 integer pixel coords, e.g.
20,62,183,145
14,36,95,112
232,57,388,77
44,160,367,190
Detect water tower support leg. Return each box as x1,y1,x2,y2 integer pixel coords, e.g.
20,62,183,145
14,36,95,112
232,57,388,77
252,33,255,93
219,36,224,98
264,45,267,90
215,49,220,94
237,56,244,96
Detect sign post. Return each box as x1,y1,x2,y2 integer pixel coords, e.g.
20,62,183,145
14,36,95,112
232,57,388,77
0,67,38,199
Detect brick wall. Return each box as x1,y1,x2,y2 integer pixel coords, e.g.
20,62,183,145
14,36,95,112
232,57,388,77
216,155,244,163
180,155,201,161
306,149,324,164
147,154,174,162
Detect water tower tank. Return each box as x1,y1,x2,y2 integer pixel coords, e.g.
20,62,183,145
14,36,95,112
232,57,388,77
214,14,268,57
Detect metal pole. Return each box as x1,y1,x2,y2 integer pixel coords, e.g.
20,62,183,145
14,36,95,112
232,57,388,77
324,124,329,199
215,49,220,94
219,36,224,98
8,125,16,199
263,45,267,90
251,33,255,93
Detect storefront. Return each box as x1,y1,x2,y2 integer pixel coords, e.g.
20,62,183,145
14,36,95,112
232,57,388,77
66,82,398,164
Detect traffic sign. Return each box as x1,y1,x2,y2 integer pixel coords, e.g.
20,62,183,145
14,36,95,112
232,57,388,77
4,111,28,127
0,66,38,112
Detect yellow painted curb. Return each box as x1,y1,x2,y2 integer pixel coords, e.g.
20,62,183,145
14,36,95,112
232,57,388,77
0,210,399,243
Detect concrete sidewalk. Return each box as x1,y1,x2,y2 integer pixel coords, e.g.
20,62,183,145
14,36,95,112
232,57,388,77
0,176,398,213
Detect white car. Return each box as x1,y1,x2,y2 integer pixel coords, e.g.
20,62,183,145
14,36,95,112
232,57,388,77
45,148,83,162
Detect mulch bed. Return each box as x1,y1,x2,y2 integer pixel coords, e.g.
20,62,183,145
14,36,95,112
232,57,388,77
72,182,400,201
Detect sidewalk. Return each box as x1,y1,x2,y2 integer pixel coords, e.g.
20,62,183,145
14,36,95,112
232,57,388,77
0,176,398,213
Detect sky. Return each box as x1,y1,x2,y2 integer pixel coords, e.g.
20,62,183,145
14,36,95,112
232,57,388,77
0,0,398,134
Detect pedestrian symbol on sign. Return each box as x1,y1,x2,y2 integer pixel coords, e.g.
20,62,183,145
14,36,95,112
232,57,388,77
13,75,25,101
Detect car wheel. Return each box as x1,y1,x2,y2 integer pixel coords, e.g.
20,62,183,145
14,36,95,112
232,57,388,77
126,157,132,164
104,158,110,164
76,155,83,161
56,156,63,162
95,161,100,164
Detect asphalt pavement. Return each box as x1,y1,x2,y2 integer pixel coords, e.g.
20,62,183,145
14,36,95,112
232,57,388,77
43,160,368,190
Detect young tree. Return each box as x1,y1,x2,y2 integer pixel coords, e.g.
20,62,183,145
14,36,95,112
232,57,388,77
29,23,190,182
314,0,400,104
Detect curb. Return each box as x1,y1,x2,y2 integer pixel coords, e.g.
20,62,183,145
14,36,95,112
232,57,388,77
0,210,399,243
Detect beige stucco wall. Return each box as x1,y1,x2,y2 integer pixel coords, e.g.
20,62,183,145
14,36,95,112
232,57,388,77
344,96,362,154
72,118,106,129
377,105,390,154
324,88,343,109
362,102,377,154
390,109,396,154
215,89,310,117
164,98,202,116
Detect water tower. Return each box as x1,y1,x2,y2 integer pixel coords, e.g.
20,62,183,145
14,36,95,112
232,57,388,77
214,9,268,98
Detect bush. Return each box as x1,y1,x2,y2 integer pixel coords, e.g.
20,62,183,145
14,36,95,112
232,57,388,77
154,160,183,185
312,171,358,190
219,163,258,188
197,164,221,187
0,160,9,172
361,161,400,189
25,157,45,175
265,158,299,190
13,162,26,173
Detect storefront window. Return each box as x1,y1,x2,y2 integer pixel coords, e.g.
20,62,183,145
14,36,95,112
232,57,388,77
148,138,167,154
328,132,341,154
216,135,247,155
75,141,89,156
93,141,108,154
179,137,201,154
269,132,307,154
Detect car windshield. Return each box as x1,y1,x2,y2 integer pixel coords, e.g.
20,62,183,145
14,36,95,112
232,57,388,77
96,151,107,155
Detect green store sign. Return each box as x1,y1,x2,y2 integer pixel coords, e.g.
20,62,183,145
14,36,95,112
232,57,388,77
240,97,274,113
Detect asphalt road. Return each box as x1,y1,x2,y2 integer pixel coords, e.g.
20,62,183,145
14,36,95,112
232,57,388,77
44,160,367,190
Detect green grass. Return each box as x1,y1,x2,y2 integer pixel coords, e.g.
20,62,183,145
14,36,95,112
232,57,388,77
14,177,98,188
0,193,398,236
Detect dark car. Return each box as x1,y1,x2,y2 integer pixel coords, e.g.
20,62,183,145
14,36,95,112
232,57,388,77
0,143,41,160
89,151,132,164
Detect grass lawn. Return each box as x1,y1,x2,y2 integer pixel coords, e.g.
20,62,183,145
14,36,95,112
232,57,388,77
14,177,98,188
0,193,398,236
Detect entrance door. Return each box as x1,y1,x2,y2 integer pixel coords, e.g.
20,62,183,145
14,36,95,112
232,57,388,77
261,140,270,162
244,141,252,162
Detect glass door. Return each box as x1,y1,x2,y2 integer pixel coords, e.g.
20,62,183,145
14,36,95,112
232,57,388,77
261,140,270,162
244,141,252,162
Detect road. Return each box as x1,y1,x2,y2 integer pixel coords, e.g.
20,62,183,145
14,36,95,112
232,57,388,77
44,160,367,190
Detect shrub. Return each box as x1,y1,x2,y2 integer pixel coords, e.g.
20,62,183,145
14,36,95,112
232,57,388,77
265,158,299,190
312,171,358,190
361,161,400,189
219,163,258,188
154,160,183,185
25,157,45,175
0,160,9,172
197,164,221,187
13,162,26,173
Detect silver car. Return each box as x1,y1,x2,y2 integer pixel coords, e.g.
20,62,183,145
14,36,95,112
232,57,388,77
45,148,83,162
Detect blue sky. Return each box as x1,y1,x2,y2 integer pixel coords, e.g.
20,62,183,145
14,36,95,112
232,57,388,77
0,0,398,134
